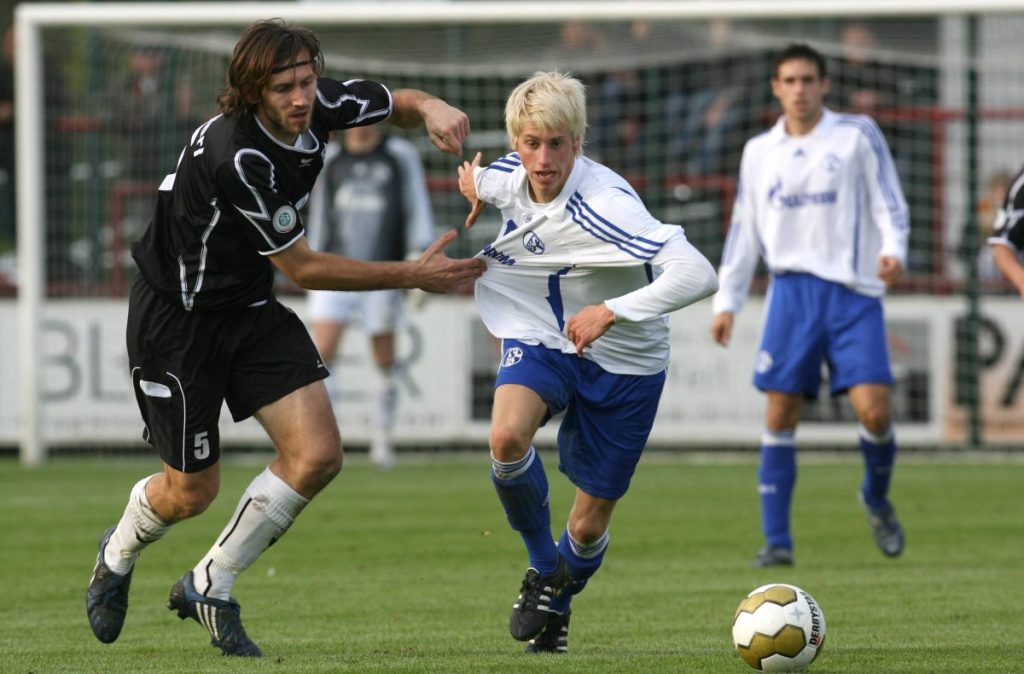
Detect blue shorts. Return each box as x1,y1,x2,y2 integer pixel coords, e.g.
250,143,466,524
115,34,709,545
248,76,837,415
495,339,666,500
754,273,893,398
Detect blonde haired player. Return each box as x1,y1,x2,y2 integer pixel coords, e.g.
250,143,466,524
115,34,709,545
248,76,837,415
459,71,717,653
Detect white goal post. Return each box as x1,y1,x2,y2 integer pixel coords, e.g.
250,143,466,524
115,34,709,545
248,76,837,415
13,1,1024,465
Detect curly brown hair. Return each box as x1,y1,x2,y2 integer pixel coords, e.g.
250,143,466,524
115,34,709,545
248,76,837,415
217,19,325,118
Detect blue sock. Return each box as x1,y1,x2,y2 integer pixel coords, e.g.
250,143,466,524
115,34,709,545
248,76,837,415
549,527,609,614
859,425,897,509
759,431,796,550
491,447,558,574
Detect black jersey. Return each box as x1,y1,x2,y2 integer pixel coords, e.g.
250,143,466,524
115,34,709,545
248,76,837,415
131,77,393,311
990,164,1024,253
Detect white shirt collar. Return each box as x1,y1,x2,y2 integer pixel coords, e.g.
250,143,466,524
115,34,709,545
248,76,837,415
769,107,836,144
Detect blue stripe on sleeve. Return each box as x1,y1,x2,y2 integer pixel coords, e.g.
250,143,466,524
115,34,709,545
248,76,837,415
837,116,909,232
569,192,663,249
566,194,663,260
485,152,522,174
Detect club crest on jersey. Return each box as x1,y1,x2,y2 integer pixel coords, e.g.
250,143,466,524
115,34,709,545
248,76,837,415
523,231,545,254
822,153,842,173
501,346,524,368
272,205,298,233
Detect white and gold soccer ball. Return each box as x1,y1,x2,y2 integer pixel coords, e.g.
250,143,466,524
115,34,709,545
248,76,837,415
732,583,826,672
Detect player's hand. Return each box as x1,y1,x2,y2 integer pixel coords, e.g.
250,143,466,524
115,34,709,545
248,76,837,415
878,256,903,288
458,152,487,228
421,99,470,156
412,229,486,293
711,311,734,347
566,303,616,355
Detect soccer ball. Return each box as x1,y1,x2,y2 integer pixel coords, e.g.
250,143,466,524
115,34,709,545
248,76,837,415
732,583,826,672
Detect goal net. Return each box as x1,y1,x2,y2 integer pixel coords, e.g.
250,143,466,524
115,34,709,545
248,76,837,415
10,2,1024,462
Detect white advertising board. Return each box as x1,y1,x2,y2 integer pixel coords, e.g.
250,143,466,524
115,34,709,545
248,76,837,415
4,294,1017,449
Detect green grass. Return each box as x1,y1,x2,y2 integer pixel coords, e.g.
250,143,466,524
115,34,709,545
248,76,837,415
1,451,1022,673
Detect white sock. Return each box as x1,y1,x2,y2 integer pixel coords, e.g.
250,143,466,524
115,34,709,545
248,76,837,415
192,467,309,600
565,528,610,559
104,474,171,575
373,366,398,442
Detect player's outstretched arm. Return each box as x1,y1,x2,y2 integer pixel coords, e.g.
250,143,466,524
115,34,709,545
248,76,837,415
389,89,470,156
271,234,484,293
458,152,487,228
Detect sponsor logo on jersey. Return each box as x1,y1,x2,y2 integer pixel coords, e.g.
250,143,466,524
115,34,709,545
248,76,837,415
272,205,298,233
522,231,545,254
767,179,837,211
755,350,774,374
501,346,524,367
481,243,517,265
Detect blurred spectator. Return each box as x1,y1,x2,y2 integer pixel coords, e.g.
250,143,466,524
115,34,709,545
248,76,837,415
830,21,939,276
832,23,887,115
103,46,203,280
556,20,606,57
588,20,653,177
590,69,647,177
106,46,201,183
1,24,14,252
829,22,936,134
663,18,758,176
0,22,73,277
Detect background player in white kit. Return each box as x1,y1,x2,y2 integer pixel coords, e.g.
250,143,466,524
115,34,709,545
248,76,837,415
306,124,435,469
710,44,909,568
458,71,718,653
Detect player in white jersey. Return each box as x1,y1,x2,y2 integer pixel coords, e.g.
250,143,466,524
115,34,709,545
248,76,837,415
458,71,717,653
988,163,1024,292
710,44,909,568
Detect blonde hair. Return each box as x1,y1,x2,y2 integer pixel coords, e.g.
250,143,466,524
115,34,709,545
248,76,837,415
504,71,586,153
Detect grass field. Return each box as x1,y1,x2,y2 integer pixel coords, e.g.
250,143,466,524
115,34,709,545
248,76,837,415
1,451,1021,673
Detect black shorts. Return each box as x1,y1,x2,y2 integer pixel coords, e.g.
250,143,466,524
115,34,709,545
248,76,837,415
126,277,328,472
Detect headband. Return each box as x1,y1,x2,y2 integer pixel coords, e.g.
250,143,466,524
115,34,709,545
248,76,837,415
271,59,314,74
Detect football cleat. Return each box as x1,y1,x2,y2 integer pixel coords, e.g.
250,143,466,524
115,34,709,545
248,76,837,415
509,557,569,641
752,544,794,568
86,526,134,643
860,493,904,557
167,571,262,657
524,610,570,654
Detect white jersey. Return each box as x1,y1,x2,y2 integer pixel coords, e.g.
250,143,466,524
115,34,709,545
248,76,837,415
712,108,909,315
471,153,718,375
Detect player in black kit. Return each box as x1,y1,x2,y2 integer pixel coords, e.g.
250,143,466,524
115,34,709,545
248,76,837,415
86,19,484,657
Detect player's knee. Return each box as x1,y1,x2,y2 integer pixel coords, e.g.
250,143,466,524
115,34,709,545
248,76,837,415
488,426,531,463
859,407,891,435
568,518,607,547
168,482,218,520
297,443,344,485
